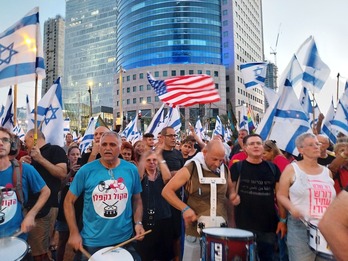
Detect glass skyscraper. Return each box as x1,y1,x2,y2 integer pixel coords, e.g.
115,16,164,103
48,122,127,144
117,0,222,69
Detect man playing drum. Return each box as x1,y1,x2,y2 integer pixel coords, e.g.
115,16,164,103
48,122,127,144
64,131,145,261
162,139,235,260
0,127,50,259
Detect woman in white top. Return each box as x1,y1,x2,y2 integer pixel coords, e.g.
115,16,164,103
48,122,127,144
277,133,336,261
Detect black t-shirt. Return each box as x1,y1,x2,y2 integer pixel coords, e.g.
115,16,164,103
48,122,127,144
231,160,280,233
27,143,68,208
317,154,335,166
162,149,184,172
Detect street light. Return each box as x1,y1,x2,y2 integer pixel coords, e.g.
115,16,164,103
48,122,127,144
141,100,155,117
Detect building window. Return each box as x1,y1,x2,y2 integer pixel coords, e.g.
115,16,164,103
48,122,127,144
132,74,136,80
147,97,151,102
189,70,194,74
198,70,202,74
133,98,136,104
180,70,185,76
127,99,130,104
147,84,151,90
139,97,144,103
139,85,144,91
215,84,219,89
127,76,130,81
206,70,211,75
155,96,159,102
214,71,219,77
163,71,168,77
139,73,144,79
126,87,130,93
133,86,136,92
171,70,176,76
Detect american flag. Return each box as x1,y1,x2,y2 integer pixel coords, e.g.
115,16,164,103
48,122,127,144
147,73,221,107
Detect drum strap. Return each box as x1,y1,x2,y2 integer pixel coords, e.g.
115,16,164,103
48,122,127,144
11,159,24,209
194,160,225,218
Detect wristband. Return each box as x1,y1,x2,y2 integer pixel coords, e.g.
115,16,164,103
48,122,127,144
279,218,287,223
135,221,143,226
160,160,166,164
182,205,190,214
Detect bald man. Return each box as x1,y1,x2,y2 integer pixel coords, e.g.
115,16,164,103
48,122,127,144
162,140,234,260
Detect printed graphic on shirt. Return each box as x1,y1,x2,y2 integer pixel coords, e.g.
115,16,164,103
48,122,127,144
309,180,333,218
0,184,17,225
92,178,128,219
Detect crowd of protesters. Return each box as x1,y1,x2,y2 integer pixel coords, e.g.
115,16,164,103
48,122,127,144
1,123,348,261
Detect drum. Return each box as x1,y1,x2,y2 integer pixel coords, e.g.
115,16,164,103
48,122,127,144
89,246,134,261
308,221,334,259
202,227,256,261
0,236,29,261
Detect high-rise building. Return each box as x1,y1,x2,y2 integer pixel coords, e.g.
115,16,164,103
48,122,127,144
42,15,65,96
64,0,265,131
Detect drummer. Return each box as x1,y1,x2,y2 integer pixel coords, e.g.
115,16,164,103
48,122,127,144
0,127,50,238
162,139,234,260
277,132,336,260
64,131,145,261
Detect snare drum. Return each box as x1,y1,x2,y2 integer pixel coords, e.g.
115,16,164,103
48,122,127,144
202,227,256,261
0,236,29,261
308,221,334,259
88,247,134,261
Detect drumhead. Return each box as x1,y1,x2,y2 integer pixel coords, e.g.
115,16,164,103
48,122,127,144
0,237,29,261
203,228,254,239
89,247,134,261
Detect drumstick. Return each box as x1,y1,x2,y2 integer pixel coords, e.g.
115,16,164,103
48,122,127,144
79,246,94,261
12,230,23,237
102,230,152,255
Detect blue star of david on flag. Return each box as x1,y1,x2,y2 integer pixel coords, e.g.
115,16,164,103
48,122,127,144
240,62,268,89
0,42,18,65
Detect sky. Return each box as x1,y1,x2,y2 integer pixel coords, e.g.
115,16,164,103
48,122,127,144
0,0,347,115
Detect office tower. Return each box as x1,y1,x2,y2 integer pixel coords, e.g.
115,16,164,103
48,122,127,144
42,15,65,96
64,0,264,131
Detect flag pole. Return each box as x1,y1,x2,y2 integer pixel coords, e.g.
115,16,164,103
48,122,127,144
13,84,17,124
34,75,38,145
336,73,340,104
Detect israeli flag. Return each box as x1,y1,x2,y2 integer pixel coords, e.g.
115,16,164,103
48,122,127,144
166,106,182,133
64,118,70,135
195,117,205,140
122,114,139,142
145,103,165,135
240,62,268,89
257,78,311,156
0,7,45,87
28,77,64,146
296,36,330,93
213,115,225,138
322,98,338,144
298,86,321,127
331,100,348,137
278,55,303,93
12,123,25,140
79,117,96,153
239,105,248,133
0,87,14,130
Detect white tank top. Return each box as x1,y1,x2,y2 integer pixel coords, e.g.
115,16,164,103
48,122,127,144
289,162,336,220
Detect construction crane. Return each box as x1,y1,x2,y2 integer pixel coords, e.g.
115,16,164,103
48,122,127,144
270,24,281,66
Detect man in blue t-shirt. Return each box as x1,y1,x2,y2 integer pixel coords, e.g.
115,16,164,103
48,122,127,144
64,131,145,261
0,127,50,238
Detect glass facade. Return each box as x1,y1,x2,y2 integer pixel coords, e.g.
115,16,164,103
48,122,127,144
117,0,222,69
64,0,117,108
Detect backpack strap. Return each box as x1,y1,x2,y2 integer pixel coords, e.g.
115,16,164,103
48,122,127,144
11,159,24,208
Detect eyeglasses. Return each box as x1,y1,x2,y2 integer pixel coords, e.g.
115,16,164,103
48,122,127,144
246,141,263,146
0,137,11,144
164,134,178,138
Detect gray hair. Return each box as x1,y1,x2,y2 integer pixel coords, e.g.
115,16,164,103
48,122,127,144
101,131,122,148
295,132,316,148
